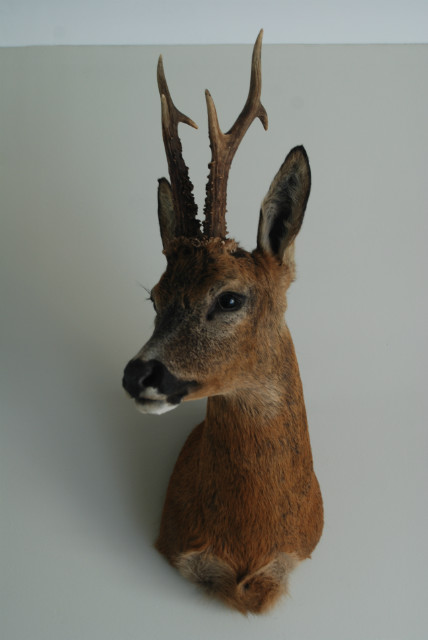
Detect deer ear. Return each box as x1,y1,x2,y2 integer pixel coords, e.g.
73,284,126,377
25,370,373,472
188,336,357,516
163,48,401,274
257,146,311,262
157,178,176,250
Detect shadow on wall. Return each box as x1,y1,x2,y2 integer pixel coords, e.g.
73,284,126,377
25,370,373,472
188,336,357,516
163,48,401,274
105,382,206,545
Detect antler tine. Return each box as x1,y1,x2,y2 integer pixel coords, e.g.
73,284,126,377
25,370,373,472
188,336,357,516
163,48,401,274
203,30,268,238
157,56,201,239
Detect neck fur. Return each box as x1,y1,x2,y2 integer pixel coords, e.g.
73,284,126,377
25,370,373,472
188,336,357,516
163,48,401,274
203,332,314,475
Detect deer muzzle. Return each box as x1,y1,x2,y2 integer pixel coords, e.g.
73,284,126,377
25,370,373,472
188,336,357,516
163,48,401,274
122,358,196,415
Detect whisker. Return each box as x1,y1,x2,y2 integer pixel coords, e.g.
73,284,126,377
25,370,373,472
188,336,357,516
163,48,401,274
136,282,152,300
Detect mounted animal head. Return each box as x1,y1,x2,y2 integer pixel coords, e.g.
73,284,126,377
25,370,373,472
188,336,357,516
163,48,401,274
122,31,311,414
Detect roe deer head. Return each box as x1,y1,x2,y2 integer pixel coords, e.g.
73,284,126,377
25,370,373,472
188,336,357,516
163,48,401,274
122,31,323,614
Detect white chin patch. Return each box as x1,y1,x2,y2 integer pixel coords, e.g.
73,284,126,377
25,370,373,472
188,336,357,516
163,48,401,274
134,398,178,415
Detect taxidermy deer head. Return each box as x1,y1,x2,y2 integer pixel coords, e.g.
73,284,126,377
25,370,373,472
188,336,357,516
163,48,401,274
122,30,323,614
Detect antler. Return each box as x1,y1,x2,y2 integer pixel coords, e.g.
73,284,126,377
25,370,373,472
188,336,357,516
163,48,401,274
157,56,202,238
203,30,268,238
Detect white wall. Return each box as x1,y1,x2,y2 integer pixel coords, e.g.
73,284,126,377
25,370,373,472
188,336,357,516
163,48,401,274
1,0,428,46
1,42,428,639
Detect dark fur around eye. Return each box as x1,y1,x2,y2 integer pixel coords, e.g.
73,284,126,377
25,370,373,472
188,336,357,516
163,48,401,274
207,293,245,320
217,293,242,311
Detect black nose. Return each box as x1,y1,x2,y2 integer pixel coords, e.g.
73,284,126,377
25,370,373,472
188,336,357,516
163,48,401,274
122,359,166,399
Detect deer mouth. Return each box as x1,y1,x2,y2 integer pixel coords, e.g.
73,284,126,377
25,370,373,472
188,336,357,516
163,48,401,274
132,381,191,415
122,357,198,415
134,394,182,415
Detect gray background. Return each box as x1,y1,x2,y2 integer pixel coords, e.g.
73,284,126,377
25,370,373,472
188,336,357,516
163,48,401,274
1,43,427,638
2,0,428,45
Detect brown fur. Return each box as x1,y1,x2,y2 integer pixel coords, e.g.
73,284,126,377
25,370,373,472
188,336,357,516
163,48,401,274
176,550,298,614
148,240,323,613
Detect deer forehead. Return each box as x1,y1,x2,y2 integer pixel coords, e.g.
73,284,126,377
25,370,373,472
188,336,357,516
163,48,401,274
154,239,262,305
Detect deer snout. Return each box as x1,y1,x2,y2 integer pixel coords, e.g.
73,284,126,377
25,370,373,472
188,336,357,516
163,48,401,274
122,358,197,415
122,358,153,398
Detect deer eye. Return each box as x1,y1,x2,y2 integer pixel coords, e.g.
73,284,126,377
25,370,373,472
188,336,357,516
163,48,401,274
216,292,245,312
